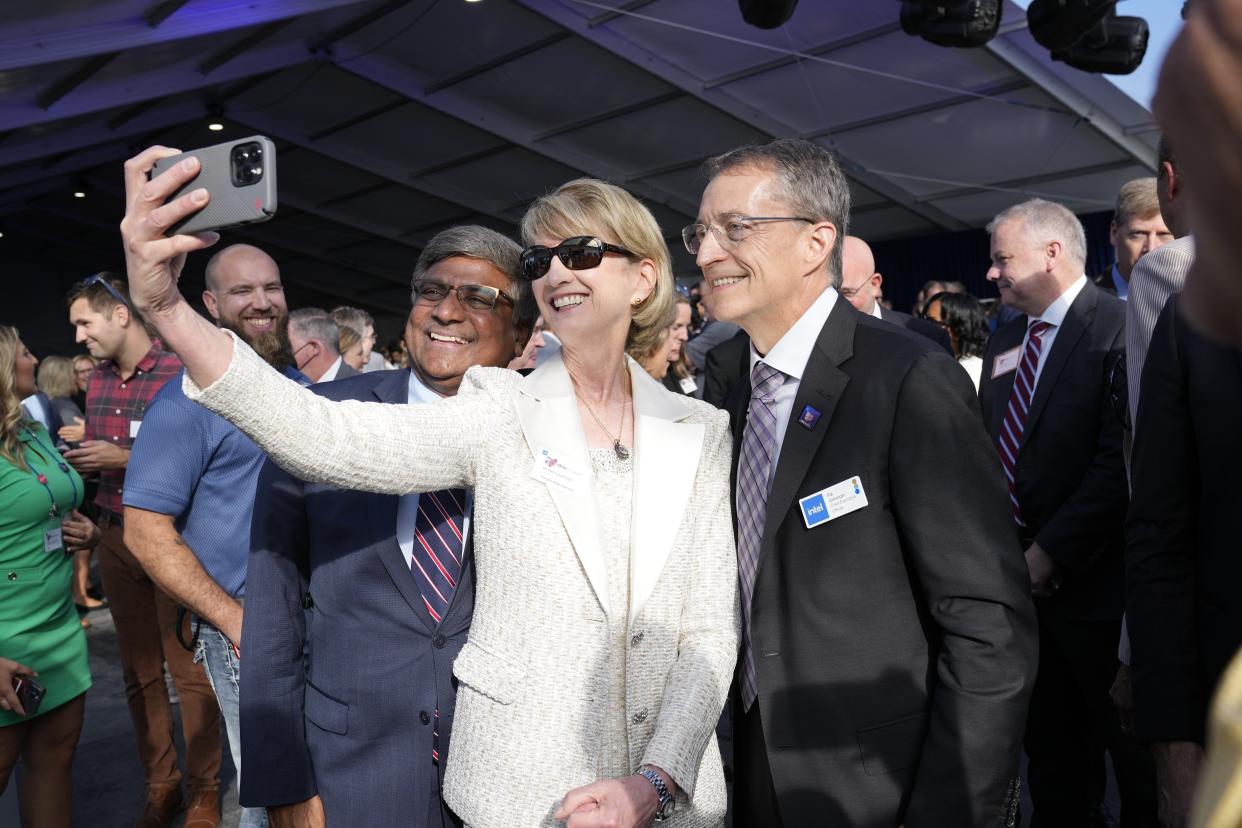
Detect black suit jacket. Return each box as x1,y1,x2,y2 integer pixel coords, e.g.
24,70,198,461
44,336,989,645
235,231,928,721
728,298,1036,827
1126,295,1242,744
979,282,1129,621
879,306,954,354
241,369,473,827
702,329,750,409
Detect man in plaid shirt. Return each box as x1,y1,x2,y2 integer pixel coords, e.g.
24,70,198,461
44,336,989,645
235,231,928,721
65,274,222,828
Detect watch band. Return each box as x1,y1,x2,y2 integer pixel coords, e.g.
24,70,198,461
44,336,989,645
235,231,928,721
637,766,675,821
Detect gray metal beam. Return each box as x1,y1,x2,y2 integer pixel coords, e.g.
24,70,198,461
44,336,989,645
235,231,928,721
0,0,370,72
308,98,408,141
917,158,1140,204
984,35,1157,171
511,0,968,232
703,22,902,90
38,54,120,110
587,0,660,28
200,19,295,75
309,0,411,53
144,0,191,27
533,90,683,141
806,79,1031,139
423,32,571,94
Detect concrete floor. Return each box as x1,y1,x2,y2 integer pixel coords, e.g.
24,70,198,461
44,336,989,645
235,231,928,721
1,606,241,828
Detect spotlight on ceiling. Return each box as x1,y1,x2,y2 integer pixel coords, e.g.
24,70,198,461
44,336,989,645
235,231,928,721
73,191,86,199
1028,0,1148,74
899,0,1002,48
208,121,224,131
738,0,799,29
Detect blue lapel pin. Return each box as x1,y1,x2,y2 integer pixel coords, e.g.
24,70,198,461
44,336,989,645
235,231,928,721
798,404,822,430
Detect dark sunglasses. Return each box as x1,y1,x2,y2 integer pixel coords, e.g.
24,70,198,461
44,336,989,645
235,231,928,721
83,273,130,308
519,236,636,281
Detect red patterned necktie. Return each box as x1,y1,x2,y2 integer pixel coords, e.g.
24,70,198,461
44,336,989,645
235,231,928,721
996,321,1054,526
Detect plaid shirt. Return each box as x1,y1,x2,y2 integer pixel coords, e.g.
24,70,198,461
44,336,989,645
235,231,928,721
84,345,183,516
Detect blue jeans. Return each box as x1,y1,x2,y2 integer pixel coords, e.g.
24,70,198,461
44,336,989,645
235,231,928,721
195,624,268,828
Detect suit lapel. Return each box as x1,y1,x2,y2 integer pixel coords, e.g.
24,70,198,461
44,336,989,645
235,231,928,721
984,321,1026,438
1021,287,1096,451
759,300,854,557
514,352,610,617
366,371,438,632
629,358,702,626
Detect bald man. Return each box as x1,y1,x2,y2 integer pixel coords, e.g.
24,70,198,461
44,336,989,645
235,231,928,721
123,244,307,828
839,236,954,354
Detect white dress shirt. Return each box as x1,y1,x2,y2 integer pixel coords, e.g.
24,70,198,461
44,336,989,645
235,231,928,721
318,356,345,383
870,302,883,320
748,287,839,487
1026,275,1088,390
396,372,472,565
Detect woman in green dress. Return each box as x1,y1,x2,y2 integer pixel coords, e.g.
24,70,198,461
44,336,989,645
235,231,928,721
0,325,97,828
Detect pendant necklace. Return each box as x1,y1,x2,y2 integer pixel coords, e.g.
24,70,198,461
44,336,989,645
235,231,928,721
571,367,631,460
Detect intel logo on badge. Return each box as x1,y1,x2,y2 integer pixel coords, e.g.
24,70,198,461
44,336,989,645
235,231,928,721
800,494,830,528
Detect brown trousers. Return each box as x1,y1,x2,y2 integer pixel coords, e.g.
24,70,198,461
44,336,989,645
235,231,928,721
97,521,221,790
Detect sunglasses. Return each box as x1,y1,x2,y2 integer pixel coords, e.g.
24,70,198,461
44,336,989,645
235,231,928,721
82,273,130,308
519,236,636,281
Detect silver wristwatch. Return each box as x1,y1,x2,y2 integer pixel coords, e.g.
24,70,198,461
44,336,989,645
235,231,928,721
637,765,676,822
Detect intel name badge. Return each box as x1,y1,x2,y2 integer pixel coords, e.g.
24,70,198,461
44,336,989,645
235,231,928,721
798,476,869,529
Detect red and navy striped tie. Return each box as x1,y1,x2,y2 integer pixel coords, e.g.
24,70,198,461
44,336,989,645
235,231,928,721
996,321,1053,526
410,488,466,624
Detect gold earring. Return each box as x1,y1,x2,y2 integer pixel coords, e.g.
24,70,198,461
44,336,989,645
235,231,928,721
631,298,643,307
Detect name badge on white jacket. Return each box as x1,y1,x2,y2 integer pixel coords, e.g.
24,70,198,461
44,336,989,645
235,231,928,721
531,446,586,495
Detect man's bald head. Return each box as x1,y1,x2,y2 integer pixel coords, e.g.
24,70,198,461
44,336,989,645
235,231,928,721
204,243,278,293
839,236,883,315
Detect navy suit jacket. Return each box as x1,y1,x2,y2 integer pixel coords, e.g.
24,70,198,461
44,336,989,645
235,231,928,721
240,369,474,827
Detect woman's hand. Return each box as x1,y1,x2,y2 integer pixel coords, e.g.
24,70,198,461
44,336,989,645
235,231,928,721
62,510,100,552
555,772,666,828
58,417,85,444
0,658,37,717
119,146,219,319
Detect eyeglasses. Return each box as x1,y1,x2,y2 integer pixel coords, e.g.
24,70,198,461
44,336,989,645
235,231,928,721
519,236,636,281
82,273,130,308
681,216,815,255
411,280,515,312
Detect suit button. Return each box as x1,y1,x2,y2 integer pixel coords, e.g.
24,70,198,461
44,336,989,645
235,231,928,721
420,710,431,725
630,632,643,646
433,634,447,649
302,593,314,609
6,572,15,581
631,708,648,724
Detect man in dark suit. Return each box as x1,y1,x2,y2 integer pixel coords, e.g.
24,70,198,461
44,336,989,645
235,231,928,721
287,308,356,384
1127,294,1242,828
979,198,1155,827
691,138,1036,827
838,235,954,354
240,226,533,828
701,329,749,408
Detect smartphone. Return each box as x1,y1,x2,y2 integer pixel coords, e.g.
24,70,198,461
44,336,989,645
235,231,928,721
13,674,45,717
150,136,277,236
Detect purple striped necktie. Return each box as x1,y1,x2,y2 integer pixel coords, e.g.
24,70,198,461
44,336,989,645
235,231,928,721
996,321,1054,526
736,361,786,711
410,488,466,625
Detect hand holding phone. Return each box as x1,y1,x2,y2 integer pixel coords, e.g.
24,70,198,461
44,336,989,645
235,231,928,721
0,658,39,717
149,136,277,236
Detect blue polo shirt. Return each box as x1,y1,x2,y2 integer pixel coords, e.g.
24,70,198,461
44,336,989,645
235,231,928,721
123,365,307,597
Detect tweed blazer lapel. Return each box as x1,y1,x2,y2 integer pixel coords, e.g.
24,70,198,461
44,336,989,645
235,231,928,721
629,357,703,626
515,351,610,617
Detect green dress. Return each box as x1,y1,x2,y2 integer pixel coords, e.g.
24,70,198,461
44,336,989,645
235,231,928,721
0,421,91,726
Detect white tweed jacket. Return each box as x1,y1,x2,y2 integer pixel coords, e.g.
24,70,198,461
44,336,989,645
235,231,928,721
186,334,740,828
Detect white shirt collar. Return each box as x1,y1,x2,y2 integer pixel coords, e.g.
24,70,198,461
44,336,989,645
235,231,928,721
406,369,445,404
870,302,883,320
749,287,839,381
1034,275,1088,328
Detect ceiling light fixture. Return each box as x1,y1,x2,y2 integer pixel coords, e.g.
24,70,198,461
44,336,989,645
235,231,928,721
73,191,86,198
208,121,224,131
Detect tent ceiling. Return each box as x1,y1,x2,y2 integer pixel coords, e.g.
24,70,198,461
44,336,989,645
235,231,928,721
0,0,1161,325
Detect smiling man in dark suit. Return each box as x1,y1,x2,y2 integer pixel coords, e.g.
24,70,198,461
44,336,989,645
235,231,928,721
692,138,1036,828
239,226,533,828
980,198,1156,827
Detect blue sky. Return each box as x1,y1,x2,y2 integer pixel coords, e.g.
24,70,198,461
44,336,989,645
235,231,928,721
1010,0,1185,111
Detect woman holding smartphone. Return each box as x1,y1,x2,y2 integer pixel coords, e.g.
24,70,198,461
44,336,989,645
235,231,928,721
0,326,97,828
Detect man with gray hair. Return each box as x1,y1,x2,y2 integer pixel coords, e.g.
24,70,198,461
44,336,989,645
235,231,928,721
239,225,532,828
693,137,1036,827
288,308,352,383
979,199,1156,826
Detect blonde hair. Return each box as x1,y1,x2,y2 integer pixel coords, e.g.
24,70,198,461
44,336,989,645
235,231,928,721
0,326,31,472
37,355,77,400
1114,177,1161,227
521,178,675,358
626,300,677,364
339,325,360,355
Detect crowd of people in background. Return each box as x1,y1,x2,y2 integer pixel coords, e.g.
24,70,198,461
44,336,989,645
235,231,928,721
4,2,1242,825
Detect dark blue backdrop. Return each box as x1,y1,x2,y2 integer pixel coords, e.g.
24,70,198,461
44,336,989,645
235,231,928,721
872,209,1114,313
